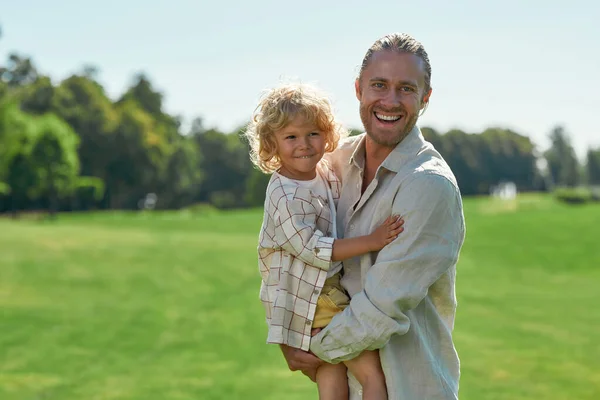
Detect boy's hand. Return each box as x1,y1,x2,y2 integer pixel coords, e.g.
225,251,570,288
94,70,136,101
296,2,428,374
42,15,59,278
368,215,404,251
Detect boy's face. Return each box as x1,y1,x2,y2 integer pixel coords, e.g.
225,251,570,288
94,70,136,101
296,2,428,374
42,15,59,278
274,115,325,181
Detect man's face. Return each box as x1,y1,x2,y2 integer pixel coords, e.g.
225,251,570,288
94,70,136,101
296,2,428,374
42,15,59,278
355,50,432,148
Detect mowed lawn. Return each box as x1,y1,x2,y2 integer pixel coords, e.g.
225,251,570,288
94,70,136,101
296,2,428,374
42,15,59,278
1,195,599,400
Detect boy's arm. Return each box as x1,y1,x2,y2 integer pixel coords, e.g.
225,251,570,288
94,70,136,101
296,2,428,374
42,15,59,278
331,216,404,261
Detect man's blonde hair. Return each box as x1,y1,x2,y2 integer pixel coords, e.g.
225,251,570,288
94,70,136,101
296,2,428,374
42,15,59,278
245,83,347,173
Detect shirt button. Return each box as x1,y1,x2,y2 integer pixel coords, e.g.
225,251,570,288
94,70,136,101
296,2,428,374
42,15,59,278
313,289,319,296
349,224,355,231
315,248,320,254
306,320,312,326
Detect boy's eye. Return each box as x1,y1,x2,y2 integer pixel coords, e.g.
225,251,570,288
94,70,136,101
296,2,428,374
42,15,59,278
309,132,320,136
285,135,295,140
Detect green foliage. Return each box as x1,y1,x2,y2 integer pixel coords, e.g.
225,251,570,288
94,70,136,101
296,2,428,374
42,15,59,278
52,74,119,179
544,125,580,188
586,147,600,185
0,101,36,180
0,53,38,87
244,168,270,207
0,101,80,213
0,181,10,195
76,176,105,200
421,127,543,195
0,33,595,213
553,187,595,204
156,137,203,209
27,113,80,199
209,190,237,209
194,127,252,207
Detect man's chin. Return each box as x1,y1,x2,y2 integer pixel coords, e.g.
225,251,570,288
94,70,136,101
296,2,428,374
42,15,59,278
366,129,407,148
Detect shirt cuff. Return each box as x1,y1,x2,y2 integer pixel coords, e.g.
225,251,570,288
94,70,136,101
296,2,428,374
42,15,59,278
311,235,335,270
309,291,404,363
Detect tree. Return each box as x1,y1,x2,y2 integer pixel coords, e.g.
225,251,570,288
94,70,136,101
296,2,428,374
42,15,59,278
544,126,580,187
0,102,80,216
0,102,37,215
27,114,81,216
193,125,252,208
0,53,38,87
587,147,600,186
156,137,203,209
51,75,118,187
20,75,55,114
479,127,541,192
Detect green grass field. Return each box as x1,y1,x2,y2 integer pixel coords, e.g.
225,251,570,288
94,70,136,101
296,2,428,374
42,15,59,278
1,195,599,400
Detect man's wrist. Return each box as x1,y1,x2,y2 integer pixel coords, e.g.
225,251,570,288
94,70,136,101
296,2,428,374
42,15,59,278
309,330,327,361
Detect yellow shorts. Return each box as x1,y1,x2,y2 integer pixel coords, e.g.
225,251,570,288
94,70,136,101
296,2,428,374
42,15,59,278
312,274,350,328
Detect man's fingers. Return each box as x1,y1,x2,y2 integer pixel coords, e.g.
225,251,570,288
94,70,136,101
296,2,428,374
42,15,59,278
283,346,322,371
301,369,318,383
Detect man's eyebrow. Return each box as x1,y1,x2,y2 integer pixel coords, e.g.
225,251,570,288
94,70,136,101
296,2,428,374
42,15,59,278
398,80,418,87
369,77,419,86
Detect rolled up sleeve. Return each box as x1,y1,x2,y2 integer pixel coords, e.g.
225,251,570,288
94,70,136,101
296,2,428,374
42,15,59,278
271,187,334,271
310,173,465,362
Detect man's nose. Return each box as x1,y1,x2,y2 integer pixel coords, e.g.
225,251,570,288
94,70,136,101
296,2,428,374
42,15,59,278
382,89,402,108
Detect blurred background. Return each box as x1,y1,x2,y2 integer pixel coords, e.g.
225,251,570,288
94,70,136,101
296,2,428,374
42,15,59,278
0,1,599,399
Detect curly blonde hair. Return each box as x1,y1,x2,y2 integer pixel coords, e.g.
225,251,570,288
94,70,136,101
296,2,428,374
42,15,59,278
244,83,347,173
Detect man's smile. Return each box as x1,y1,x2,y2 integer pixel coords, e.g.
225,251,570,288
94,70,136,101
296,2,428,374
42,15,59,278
374,112,403,123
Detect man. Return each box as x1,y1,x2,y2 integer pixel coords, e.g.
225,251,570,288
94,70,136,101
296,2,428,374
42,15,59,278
280,33,466,399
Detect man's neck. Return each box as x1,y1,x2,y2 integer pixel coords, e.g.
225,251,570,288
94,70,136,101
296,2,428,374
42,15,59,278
362,137,394,192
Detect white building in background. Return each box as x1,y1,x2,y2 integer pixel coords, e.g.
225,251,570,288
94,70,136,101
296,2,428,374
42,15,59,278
490,181,517,200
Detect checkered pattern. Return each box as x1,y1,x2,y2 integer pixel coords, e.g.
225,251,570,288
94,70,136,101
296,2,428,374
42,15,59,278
258,161,342,351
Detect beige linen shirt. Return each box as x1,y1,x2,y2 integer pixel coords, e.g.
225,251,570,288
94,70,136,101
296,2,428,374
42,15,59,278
258,161,342,351
311,127,466,400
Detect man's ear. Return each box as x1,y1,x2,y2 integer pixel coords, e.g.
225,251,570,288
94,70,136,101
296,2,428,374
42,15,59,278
355,79,362,100
421,88,432,108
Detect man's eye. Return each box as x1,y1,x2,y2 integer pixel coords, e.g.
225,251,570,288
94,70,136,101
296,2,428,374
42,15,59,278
401,86,415,92
372,82,385,89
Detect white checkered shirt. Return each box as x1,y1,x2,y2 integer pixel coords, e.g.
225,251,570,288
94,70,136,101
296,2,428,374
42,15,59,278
258,160,342,351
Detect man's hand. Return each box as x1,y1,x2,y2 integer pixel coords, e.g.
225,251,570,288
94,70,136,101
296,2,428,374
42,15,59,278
279,344,324,382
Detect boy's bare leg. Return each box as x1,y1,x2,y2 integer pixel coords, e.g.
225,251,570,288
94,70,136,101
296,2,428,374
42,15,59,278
343,350,387,400
315,362,349,400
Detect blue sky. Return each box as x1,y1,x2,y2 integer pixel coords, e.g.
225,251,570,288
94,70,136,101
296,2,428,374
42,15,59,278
1,0,598,157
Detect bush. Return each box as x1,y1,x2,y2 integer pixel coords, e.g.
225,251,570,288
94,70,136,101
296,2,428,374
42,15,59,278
209,191,237,209
554,187,592,204
71,177,105,210
183,203,218,214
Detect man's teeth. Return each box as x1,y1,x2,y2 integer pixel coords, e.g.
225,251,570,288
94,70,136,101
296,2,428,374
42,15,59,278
376,113,401,121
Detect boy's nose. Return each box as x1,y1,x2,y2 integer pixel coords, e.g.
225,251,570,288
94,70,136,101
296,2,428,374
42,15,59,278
299,137,311,148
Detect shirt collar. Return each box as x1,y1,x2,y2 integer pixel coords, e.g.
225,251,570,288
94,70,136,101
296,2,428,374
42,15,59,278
349,126,426,173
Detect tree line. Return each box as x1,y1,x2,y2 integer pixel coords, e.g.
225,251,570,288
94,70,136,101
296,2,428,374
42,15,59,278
1,34,599,215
